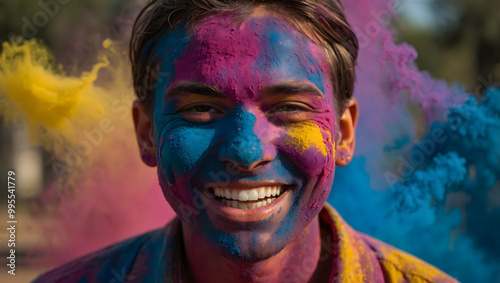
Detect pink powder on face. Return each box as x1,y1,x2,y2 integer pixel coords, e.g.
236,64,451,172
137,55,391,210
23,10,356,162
166,12,338,176
24,0,474,270
171,12,335,104
145,11,341,263
171,13,263,104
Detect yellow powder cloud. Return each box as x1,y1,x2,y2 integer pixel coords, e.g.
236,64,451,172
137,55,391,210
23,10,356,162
0,38,110,149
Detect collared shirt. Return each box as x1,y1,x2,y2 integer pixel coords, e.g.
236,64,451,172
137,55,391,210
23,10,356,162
33,204,458,282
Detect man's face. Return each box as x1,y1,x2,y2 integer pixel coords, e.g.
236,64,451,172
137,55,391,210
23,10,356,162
151,12,337,260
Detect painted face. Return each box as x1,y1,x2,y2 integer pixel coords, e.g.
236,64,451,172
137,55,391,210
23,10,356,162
152,12,337,260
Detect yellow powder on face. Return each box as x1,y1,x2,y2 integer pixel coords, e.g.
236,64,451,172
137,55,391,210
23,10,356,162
284,121,330,156
328,131,335,158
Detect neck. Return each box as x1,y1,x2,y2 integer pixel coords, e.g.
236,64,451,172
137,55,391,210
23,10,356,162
182,216,326,283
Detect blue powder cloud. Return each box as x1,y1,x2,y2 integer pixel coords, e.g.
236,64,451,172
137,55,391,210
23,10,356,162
329,87,500,282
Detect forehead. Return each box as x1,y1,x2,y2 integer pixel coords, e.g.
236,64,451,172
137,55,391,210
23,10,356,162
152,12,333,102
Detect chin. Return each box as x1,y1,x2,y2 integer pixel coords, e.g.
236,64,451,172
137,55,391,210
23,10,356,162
211,230,290,262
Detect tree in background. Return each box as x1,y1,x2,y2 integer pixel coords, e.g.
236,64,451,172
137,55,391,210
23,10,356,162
397,0,500,94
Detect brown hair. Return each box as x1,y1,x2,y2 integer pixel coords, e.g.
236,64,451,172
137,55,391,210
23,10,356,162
130,0,358,117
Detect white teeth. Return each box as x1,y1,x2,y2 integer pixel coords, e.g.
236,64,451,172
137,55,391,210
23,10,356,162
258,188,266,199
213,186,285,200
213,186,287,209
217,196,280,210
248,189,259,201
231,190,238,200
238,190,249,201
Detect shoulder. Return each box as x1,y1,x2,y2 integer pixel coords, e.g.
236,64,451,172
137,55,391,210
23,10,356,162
359,234,459,283
319,204,459,282
32,227,166,283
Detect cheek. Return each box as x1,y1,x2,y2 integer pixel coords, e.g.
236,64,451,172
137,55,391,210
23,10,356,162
280,120,336,179
157,127,216,186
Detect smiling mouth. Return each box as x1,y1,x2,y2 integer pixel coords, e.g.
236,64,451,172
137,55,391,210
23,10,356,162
209,186,286,210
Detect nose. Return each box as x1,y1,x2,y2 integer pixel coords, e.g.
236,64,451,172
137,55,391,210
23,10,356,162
218,107,276,172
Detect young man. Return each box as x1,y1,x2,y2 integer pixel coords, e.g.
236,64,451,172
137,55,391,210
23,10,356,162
35,0,458,282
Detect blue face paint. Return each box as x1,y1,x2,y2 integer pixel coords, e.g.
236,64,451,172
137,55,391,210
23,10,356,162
150,12,338,261
217,105,264,167
257,18,328,95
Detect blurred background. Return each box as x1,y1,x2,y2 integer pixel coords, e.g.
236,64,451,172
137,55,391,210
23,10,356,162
0,0,499,282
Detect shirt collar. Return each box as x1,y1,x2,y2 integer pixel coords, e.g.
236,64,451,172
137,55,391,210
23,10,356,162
320,203,384,282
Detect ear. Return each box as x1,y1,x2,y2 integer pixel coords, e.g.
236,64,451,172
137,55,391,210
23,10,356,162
335,98,358,166
132,100,157,167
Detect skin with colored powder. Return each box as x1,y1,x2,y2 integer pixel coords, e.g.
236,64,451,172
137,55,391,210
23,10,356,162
130,9,359,282
130,7,456,283
10,1,464,282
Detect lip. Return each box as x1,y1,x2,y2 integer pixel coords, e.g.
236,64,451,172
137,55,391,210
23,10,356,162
202,181,293,223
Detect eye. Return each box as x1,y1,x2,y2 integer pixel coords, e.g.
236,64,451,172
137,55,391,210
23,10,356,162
269,102,311,114
274,104,309,112
179,104,224,123
187,105,218,113
267,102,312,124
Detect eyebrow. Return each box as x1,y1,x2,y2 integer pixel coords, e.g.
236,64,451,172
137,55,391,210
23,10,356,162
263,82,324,98
165,81,324,99
165,81,226,99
